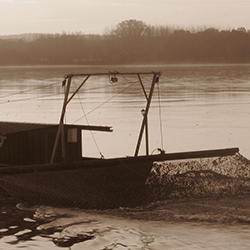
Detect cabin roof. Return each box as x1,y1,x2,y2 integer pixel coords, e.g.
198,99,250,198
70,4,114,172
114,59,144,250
0,122,57,135
0,121,113,136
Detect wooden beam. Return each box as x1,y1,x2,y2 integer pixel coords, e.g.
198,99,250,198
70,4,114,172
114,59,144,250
67,124,113,132
137,74,148,100
66,75,90,105
65,72,161,78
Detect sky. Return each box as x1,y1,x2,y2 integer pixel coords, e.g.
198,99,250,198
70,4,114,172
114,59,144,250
0,0,249,35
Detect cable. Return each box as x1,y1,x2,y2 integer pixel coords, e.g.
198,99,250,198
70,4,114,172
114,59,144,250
72,79,104,158
0,81,58,99
0,92,63,104
72,79,138,123
157,79,164,151
0,81,62,104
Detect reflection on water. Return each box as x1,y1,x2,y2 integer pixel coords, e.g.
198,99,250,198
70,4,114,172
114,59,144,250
0,64,250,249
1,202,250,250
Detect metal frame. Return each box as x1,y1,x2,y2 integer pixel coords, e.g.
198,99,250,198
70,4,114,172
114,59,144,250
50,71,161,163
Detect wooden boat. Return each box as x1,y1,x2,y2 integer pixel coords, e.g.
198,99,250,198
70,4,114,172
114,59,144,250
0,72,239,209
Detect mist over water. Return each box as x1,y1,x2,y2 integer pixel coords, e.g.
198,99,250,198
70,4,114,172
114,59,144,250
0,64,250,249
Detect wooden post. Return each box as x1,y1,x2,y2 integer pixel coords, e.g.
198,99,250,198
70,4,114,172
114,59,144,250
145,114,149,155
134,73,159,156
50,76,72,163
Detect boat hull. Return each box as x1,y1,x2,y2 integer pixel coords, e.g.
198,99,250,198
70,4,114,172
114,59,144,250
0,148,239,209
0,160,152,209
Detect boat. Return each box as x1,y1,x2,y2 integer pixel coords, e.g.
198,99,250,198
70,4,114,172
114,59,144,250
0,71,239,209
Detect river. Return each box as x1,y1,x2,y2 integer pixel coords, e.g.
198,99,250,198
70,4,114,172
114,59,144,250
0,64,250,249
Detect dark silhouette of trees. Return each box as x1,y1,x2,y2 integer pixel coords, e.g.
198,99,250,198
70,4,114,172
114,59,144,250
0,20,250,65
110,20,148,37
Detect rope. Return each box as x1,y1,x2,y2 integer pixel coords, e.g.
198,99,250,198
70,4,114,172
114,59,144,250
0,81,62,104
157,79,164,151
0,92,62,104
63,83,67,124
117,158,148,178
72,79,104,159
0,82,58,99
70,76,142,157
72,78,138,123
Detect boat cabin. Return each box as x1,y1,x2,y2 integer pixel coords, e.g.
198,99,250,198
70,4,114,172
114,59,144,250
0,121,112,166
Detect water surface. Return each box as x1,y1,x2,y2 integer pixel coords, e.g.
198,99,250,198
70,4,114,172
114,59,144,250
0,64,249,158
0,64,250,249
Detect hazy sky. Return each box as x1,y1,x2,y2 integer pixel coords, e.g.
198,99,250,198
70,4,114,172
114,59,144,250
0,0,249,35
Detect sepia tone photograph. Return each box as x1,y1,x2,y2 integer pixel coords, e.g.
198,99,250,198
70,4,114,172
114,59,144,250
0,0,250,249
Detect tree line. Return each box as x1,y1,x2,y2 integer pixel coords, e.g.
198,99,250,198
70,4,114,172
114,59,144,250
0,20,250,65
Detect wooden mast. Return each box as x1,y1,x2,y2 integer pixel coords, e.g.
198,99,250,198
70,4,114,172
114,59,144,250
50,75,72,163
134,72,160,156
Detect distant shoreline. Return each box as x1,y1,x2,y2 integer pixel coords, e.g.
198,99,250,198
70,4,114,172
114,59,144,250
0,63,250,68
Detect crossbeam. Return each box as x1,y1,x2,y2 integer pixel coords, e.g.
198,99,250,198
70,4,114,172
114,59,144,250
67,124,113,132
64,72,161,78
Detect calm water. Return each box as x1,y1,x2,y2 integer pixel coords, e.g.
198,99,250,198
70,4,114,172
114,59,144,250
0,64,250,158
0,64,250,249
